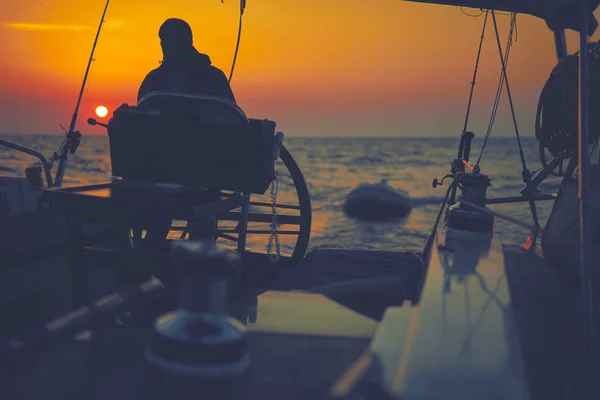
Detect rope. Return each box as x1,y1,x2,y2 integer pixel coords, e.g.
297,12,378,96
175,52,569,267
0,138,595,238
489,12,529,177
461,10,489,134
476,12,517,167
478,12,540,233
228,0,246,82
460,199,550,239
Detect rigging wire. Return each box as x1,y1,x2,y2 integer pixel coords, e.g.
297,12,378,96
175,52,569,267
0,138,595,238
228,0,246,83
482,9,514,16
460,7,513,17
462,10,489,134
489,11,540,231
476,12,517,166
53,0,110,187
484,16,515,145
460,10,539,235
66,0,110,137
51,57,98,170
488,11,529,175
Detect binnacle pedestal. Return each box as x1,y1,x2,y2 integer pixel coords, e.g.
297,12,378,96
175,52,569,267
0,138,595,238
146,241,248,400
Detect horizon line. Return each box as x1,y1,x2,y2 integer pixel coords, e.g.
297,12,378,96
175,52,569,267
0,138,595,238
0,132,536,139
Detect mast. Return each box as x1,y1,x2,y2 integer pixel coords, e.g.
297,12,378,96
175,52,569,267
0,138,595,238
53,0,111,187
579,0,594,347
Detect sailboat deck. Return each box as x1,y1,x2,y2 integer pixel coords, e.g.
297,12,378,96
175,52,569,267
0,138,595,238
6,211,600,400
1,248,422,400
503,244,600,400
0,211,119,268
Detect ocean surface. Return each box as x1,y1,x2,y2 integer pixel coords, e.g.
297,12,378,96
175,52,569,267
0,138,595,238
0,134,561,255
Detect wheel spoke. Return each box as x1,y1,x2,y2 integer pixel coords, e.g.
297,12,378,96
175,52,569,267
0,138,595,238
248,201,301,210
218,211,302,225
217,232,239,242
166,145,311,262
218,229,301,235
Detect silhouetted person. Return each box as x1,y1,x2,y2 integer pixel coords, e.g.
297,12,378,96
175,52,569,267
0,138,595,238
138,18,235,103
139,18,231,263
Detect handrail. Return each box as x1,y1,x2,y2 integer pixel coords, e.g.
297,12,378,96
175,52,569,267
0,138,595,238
137,92,249,123
0,138,53,187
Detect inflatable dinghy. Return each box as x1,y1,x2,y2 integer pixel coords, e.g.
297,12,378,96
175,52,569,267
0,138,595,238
343,179,412,220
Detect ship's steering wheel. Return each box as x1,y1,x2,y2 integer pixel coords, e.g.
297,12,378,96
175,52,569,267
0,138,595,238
205,144,312,263
104,93,312,263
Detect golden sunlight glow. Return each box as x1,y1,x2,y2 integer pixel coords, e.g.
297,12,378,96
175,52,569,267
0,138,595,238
95,105,108,118
3,22,91,32
1,0,600,135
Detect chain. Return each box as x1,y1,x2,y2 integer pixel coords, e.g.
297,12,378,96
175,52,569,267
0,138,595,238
266,177,281,263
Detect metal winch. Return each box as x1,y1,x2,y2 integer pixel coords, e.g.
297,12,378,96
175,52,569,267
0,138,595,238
146,241,248,399
445,172,494,233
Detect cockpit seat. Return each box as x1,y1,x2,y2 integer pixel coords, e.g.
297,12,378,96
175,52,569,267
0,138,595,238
270,249,423,320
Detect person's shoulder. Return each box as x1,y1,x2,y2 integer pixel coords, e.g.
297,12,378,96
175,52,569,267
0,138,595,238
206,65,228,79
138,65,167,101
144,65,165,79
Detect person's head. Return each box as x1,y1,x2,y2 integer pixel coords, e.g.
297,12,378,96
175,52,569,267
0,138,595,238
159,18,193,64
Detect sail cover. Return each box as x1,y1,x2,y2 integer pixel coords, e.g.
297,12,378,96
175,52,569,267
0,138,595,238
403,0,600,34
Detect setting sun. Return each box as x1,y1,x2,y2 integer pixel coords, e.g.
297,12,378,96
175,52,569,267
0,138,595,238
95,105,108,118
1,0,600,136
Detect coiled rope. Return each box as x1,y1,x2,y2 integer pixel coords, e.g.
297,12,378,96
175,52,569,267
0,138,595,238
535,40,600,175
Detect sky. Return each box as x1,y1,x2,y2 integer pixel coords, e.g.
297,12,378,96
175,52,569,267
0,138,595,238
1,0,599,137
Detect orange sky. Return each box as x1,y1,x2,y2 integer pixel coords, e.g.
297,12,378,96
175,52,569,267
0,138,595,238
1,0,599,136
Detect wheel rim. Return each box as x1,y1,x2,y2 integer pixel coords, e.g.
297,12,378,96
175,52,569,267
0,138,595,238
194,145,311,262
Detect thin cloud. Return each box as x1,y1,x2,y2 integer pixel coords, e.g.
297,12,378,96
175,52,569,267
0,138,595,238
103,20,125,31
2,21,125,33
3,22,91,32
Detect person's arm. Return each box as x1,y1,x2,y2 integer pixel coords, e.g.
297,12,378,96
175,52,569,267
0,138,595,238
137,70,160,103
214,69,236,103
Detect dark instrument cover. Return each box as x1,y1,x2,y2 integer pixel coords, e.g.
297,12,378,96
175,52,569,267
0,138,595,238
107,102,277,194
